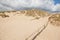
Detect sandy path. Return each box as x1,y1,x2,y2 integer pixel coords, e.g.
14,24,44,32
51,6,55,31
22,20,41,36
0,13,60,40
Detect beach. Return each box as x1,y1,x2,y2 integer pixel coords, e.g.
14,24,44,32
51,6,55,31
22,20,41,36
0,10,60,40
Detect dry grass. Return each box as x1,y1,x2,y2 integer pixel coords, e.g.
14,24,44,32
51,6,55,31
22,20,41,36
25,9,48,17
25,9,36,17
24,9,49,20
0,13,9,18
20,10,26,14
34,10,48,17
0,9,49,18
48,14,60,26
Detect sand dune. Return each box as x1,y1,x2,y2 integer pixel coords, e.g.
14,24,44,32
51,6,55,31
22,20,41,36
0,9,60,40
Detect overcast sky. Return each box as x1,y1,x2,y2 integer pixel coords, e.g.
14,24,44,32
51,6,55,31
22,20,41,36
0,0,60,12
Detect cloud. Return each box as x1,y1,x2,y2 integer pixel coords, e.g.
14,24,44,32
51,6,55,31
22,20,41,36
0,0,60,11
0,3,14,11
52,4,60,11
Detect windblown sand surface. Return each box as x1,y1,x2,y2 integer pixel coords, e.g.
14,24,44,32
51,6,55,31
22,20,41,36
0,9,60,40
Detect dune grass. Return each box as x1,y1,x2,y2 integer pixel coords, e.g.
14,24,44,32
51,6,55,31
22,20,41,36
0,13,9,18
48,14,60,26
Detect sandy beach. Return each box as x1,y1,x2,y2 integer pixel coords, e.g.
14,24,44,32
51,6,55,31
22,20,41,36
0,9,60,40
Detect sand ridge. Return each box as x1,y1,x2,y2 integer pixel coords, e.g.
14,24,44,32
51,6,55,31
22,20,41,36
0,9,60,40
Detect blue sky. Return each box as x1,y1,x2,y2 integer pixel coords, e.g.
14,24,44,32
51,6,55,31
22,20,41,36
0,0,60,12
54,0,60,5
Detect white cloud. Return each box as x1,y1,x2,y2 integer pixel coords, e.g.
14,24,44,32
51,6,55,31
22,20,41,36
0,0,60,11
52,4,60,11
0,4,14,11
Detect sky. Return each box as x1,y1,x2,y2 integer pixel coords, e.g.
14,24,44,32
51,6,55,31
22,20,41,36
54,0,60,5
0,0,60,12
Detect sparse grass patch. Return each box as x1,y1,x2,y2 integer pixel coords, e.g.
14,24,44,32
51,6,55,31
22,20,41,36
48,14,60,26
0,13,9,18
25,9,36,17
25,9,48,19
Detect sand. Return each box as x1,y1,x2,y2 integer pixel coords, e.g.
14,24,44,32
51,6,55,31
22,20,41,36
0,10,60,40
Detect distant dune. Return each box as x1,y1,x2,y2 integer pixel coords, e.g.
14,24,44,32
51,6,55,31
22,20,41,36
0,9,60,40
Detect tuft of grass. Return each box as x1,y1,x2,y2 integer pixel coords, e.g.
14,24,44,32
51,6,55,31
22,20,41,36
48,14,60,26
25,9,36,17
0,13,9,18
25,9,48,19
34,10,48,17
20,10,26,14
